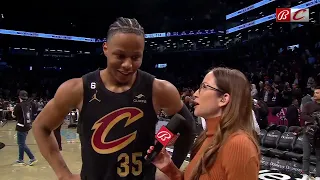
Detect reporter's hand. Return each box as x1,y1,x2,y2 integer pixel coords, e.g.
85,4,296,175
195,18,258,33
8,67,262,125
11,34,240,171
145,146,172,170
147,133,179,170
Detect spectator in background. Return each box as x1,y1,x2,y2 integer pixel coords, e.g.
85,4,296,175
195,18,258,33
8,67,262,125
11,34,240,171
181,88,195,115
272,87,282,107
11,90,37,166
37,99,44,115
253,99,269,130
274,72,281,83
293,73,300,86
258,81,264,98
251,84,258,99
292,83,302,102
301,87,320,180
281,82,292,107
286,98,301,127
307,76,316,89
0,99,3,124
252,109,260,134
301,89,314,111
263,84,274,106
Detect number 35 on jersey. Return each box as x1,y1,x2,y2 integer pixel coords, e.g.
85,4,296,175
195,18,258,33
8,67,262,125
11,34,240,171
117,152,143,177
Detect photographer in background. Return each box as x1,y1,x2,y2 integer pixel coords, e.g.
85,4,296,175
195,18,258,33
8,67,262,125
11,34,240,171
286,98,301,127
11,90,38,166
301,87,320,180
253,98,269,130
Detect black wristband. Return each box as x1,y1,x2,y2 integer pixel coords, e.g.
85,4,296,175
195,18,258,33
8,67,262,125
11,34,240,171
171,104,196,167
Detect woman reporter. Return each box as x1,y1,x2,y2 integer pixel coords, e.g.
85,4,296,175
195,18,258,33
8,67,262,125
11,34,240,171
148,67,260,180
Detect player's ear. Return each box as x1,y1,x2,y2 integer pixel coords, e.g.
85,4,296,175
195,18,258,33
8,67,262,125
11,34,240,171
102,42,108,57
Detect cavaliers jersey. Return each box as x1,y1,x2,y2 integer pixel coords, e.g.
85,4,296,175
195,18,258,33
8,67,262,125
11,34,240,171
78,69,158,180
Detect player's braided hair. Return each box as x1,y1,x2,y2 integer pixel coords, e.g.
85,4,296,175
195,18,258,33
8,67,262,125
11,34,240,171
107,17,144,40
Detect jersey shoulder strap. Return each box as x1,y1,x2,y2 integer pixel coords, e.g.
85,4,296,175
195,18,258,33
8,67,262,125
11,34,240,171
77,70,99,135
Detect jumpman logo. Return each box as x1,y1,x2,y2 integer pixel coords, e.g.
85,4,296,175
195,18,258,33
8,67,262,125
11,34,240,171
89,90,101,103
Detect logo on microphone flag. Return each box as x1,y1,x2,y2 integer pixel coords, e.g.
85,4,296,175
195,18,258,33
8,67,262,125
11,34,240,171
156,126,174,146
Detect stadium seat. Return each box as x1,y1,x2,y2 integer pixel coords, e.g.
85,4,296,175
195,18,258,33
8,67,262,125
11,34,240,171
261,130,281,155
310,155,317,165
269,132,296,159
261,156,271,170
265,124,277,132
310,165,316,176
286,134,304,162
287,126,301,132
269,158,287,172
277,125,288,133
259,129,267,145
285,161,303,177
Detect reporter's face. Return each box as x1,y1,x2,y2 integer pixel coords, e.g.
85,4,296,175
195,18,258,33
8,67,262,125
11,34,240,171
193,72,228,119
314,89,320,101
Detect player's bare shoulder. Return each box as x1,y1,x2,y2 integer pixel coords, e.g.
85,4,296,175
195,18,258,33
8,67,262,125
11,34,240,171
152,78,182,115
153,79,176,93
55,78,84,110
33,78,83,129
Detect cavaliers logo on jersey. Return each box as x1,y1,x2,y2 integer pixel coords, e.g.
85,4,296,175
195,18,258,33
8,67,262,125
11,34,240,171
91,107,144,154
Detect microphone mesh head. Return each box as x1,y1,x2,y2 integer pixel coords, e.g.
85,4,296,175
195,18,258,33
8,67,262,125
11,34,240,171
166,114,185,134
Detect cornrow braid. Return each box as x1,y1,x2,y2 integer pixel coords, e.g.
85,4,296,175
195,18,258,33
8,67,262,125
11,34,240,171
107,17,145,40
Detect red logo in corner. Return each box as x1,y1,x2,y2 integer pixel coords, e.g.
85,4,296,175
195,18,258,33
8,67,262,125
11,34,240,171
276,8,309,22
276,8,291,22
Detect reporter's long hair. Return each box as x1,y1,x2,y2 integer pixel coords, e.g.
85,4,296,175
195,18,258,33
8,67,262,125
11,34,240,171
190,67,260,180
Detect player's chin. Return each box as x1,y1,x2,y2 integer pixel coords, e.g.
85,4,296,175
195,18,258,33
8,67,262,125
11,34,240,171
193,108,200,117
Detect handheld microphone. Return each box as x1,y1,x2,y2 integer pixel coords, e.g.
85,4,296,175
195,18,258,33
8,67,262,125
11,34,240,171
145,114,183,164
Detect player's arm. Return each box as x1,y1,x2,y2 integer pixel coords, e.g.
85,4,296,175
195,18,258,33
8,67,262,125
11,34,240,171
33,78,83,179
153,79,196,167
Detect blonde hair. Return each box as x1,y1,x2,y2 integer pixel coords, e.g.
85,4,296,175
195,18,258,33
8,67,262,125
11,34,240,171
190,67,259,180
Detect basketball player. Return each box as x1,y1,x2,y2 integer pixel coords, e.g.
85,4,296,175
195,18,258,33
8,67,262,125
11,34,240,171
33,17,196,180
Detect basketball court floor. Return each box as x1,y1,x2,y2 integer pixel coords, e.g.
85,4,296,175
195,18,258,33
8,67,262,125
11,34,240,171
0,121,82,180
0,121,306,180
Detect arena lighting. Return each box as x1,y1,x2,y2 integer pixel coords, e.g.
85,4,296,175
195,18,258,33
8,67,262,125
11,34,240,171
0,28,223,42
226,0,275,20
0,29,97,42
226,0,320,34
